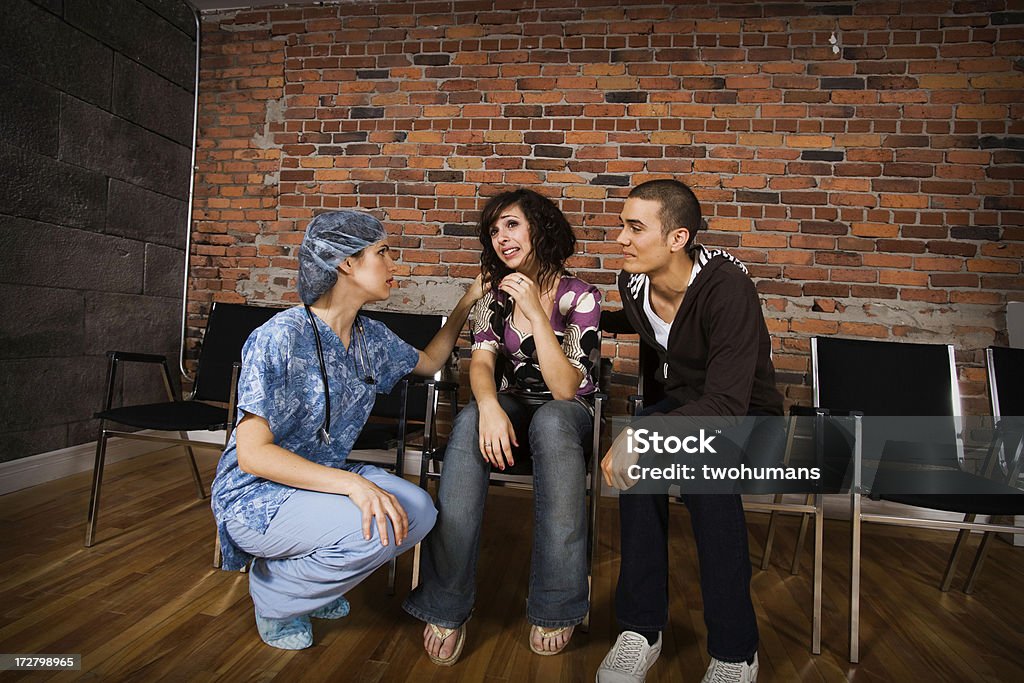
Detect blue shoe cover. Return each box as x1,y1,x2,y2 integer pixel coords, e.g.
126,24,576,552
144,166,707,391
254,609,312,650
310,595,350,620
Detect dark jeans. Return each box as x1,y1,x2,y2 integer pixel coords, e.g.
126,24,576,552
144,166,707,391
615,398,759,663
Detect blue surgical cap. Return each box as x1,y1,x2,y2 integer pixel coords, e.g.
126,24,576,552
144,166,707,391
297,210,388,305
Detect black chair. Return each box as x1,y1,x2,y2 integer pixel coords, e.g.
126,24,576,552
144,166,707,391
87,302,283,547
348,310,447,478
413,354,607,629
941,346,1024,595
627,340,828,655
810,336,1024,662
346,310,446,593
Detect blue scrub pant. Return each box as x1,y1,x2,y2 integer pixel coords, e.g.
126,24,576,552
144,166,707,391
226,463,436,620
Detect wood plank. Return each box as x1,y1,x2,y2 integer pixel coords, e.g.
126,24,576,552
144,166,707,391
0,448,1021,681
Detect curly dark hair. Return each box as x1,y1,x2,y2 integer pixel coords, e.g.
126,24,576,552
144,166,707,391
478,189,576,293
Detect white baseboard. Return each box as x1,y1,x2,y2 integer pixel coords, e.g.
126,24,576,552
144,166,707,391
0,430,225,497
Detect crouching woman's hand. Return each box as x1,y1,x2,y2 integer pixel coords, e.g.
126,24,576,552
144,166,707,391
344,475,410,547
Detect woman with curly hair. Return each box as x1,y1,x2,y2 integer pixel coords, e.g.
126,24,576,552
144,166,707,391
403,189,602,663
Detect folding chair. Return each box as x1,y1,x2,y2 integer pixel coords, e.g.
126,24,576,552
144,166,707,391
811,336,1024,662
348,310,447,477
346,310,446,593
941,346,1024,595
87,302,283,547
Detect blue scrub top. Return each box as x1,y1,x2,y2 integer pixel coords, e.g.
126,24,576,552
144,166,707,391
211,306,419,571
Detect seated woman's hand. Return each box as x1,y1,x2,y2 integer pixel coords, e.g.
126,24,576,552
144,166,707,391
345,475,409,546
477,401,519,471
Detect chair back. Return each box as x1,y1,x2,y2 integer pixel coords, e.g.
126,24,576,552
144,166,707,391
193,303,285,403
637,342,666,407
812,337,959,417
812,336,963,473
987,346,1024,418
361,310,446,420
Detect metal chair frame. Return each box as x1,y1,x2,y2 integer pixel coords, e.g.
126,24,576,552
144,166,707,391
939,346,1024,595
811,337,1024,663
87,302,281,547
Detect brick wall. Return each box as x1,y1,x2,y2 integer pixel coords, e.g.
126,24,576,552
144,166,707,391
192,0,1024,415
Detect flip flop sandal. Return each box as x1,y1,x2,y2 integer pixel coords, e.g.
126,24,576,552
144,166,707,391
426,622,467,666
529,624,574,656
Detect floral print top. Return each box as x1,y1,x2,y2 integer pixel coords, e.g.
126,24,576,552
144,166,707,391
470,275,602,402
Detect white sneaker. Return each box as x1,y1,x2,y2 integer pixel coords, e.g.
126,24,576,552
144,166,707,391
595,631,662,682
701,652,759,683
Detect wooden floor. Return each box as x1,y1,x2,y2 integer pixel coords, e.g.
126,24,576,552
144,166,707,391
1,447,1022,682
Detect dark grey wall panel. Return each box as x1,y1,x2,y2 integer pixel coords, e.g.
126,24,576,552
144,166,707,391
0,66,60,158
0,217,145,293
138,0,197,39
0,0,113,107
144,243,185,298
2,0,196,462
0,356,107,432
112,55,194,146
28,1,64,15
0,143,108,230
83,291,179,356
0,284,85,359
107,179,187,248
0,425,69,464
66,0,195,90
59,96,191,199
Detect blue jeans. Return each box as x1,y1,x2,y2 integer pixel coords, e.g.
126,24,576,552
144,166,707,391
616,398,759,663
403,394,592,629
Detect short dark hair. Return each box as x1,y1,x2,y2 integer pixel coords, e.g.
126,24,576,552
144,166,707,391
478,189,576,292
628,179,702,248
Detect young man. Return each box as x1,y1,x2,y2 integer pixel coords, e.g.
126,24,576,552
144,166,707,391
596,179,783,683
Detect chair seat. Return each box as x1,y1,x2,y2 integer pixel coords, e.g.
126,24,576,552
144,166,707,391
96,401,229,432
874,468,1024,515
353,422,402,451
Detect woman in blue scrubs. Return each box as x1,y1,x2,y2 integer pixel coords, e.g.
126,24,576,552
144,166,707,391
211,210,483,650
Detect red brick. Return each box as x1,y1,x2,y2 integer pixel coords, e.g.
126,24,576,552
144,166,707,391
191,2,1018,418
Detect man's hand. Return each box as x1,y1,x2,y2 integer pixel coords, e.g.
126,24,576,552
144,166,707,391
601,426,640,491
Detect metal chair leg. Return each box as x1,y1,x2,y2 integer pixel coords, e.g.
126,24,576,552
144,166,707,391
581,576,592,633
213,531,222,569
85,428,109,547
387,556,397,596
761,499,782,570
850,492,862,664
790,494,815,575
811,494,823,655
963,531,995,595
940,517,974,591
180,437,206,500
411,542,422,590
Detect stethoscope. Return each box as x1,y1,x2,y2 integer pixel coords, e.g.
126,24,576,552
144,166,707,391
304,305,376,445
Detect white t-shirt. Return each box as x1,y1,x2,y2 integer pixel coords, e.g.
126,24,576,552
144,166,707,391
641,260,702,350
